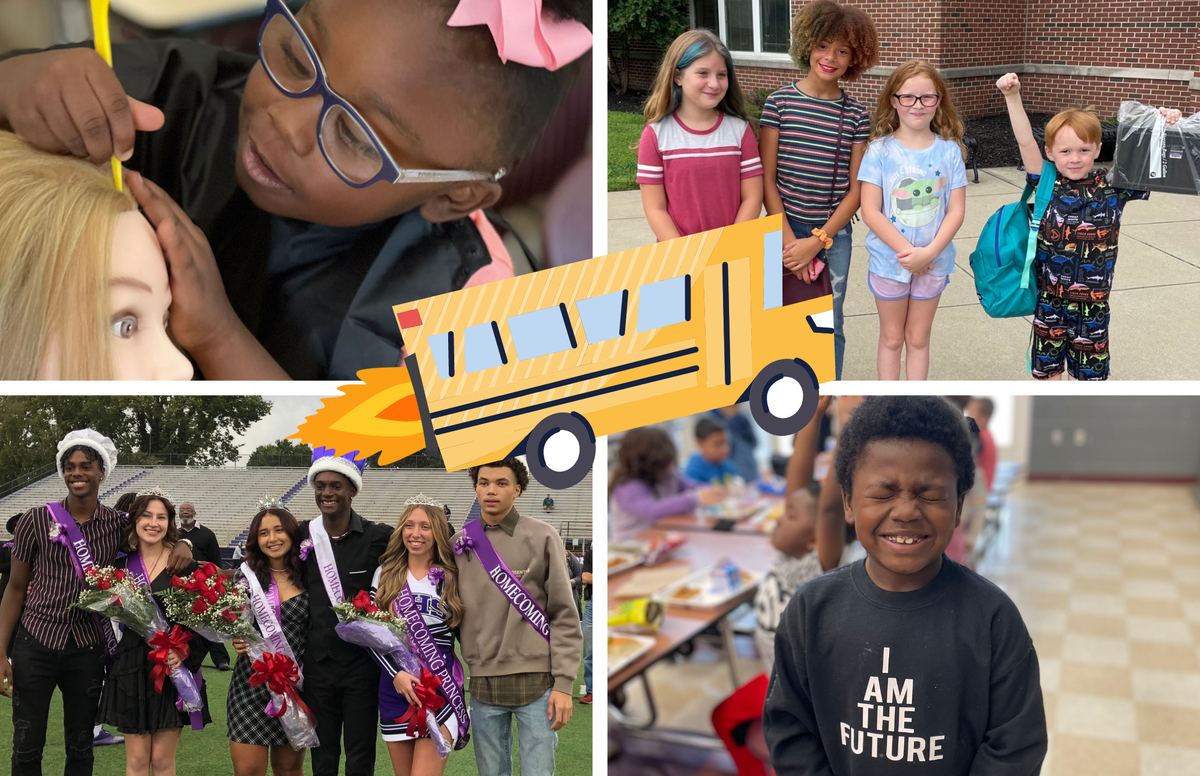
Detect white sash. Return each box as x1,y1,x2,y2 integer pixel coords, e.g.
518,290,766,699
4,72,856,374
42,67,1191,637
240,563,299,665
308,518,345,605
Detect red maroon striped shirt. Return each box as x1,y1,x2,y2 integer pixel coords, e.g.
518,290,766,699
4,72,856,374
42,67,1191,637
11,500,125,650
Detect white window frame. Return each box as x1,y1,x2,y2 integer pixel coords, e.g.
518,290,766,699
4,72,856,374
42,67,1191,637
691,0,793,63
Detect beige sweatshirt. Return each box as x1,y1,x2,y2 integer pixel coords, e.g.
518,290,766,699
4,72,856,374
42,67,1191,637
452,509,583,694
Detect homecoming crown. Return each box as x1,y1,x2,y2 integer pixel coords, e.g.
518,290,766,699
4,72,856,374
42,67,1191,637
258,495,286,512
404,493,444,509
137,486,174,503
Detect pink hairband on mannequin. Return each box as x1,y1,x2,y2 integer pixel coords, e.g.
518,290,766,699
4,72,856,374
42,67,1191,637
448,0,592,71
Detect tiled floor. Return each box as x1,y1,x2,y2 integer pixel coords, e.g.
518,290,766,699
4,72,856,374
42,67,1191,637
611,481,1200,774
978,482,1200,776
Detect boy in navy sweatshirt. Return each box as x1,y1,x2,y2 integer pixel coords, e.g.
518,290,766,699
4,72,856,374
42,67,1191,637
763,396,1046,775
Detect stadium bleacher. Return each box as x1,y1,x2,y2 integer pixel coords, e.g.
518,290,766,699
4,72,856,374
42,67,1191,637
0,467,592,552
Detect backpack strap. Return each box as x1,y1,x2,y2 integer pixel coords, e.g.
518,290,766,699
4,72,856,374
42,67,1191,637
1019,161,1058,291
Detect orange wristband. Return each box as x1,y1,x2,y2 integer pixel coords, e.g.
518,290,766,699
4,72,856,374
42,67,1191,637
811,228,833,250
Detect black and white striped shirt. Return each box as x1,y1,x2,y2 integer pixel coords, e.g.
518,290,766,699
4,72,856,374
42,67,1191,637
11,500,125,650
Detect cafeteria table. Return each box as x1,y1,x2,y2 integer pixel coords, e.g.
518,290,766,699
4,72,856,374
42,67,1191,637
608,528,772,745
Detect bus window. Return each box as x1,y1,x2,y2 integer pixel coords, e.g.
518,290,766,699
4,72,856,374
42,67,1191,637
576,289,627,344
428,331,454,380
636,275,691,333
508,303,578,361
763,229,783,310
464,321,508,374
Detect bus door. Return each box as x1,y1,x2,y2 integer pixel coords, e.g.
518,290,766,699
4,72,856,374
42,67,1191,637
702,256,752,388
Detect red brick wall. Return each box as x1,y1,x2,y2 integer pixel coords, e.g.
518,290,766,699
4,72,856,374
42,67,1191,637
612,0,1199,117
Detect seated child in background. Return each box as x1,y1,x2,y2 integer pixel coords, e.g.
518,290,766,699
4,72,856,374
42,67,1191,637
764,395,1047,775
609,427,724,541
685,417,741,485
754,486,823,674
997,73,1181,381
0,0,591,379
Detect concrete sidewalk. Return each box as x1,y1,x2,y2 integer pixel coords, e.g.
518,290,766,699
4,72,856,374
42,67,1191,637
607,168,1200,380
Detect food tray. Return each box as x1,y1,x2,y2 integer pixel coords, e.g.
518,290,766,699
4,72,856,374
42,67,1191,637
607,549,643,576
608,633,656,676
654,563,762,608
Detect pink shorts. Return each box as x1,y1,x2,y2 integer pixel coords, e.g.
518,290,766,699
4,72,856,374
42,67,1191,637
868,271,950,301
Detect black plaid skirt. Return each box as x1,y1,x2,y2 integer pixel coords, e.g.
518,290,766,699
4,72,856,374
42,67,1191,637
226,593,310,746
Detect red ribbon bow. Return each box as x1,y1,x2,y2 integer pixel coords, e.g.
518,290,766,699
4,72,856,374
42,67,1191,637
249,652,314,720
147,625,192,694
393,669,447,738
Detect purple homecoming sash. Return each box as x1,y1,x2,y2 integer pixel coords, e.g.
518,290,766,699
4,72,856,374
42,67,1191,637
394,581,470,746
126,553,205,731
45,502,119,658
463,520,551,642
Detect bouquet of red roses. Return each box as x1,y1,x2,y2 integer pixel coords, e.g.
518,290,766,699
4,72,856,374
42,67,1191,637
332,591,450,756
157,562,257,644
73,566,203,713
74,566,158,625
161,565,318,749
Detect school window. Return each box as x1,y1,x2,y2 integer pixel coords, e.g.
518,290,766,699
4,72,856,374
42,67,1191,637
576,290,628,344
463,322,508,374
508,304,578,361
637,275,691,333
692,0,791,56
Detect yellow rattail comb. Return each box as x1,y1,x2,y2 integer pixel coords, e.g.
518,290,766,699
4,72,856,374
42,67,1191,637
90,0,121,191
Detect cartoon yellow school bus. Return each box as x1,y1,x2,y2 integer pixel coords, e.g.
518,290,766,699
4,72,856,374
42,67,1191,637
369,213,834,488
294,215,832,488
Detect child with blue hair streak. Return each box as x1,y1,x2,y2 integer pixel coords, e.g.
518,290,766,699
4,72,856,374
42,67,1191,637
638,29,763,240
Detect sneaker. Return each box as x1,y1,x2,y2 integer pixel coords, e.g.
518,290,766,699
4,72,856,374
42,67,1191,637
216,661,232,671
93,730,124,746
580,694,593,705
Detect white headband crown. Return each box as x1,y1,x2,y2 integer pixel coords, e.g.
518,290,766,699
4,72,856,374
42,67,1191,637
56,428,118,480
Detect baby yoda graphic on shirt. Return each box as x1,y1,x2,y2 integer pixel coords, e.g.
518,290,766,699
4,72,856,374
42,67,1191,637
857,135,968,281
890,176,947,228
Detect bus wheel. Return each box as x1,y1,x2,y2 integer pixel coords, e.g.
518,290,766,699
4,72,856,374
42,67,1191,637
748,359,819,436
526,412,596,490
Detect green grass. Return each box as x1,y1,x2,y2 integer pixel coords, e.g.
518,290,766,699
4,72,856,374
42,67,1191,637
608,111,643,192
0,660,591,775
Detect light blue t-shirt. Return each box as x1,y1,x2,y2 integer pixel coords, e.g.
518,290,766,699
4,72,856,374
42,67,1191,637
857,135,968,281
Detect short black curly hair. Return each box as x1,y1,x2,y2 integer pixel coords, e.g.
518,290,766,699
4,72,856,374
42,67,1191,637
834,396,974,497
468,458,530,494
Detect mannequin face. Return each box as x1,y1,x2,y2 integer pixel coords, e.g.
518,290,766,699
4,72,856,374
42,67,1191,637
108,212,193,381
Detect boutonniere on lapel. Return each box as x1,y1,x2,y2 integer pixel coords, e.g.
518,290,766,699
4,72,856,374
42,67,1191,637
453,535,474,561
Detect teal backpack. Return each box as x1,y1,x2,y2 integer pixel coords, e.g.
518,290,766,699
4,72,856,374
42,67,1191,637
970,160,1057,318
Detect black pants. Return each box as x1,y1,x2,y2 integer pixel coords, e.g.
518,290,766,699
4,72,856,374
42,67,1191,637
301,655,380,776
207,639,230,667
10,627,106,776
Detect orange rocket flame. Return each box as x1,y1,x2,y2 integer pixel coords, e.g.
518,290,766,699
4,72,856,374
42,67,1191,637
291,368,427,465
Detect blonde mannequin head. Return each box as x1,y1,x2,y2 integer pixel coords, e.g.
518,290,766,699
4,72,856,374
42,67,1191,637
0,132,192,380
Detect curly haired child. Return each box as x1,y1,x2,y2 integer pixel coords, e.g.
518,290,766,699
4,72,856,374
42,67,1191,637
759,0,878,379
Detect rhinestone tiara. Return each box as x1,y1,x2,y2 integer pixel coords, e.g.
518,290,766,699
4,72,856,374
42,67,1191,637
258,495,286,511
403,493,444,509
136,486,174,503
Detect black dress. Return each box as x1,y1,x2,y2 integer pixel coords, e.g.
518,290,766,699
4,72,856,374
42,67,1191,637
98,559,213,734
226,585,310,746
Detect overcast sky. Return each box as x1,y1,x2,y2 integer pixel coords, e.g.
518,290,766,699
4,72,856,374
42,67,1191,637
234,396,328,464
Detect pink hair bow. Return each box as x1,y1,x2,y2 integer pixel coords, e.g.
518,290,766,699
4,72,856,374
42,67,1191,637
448,0,592,72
